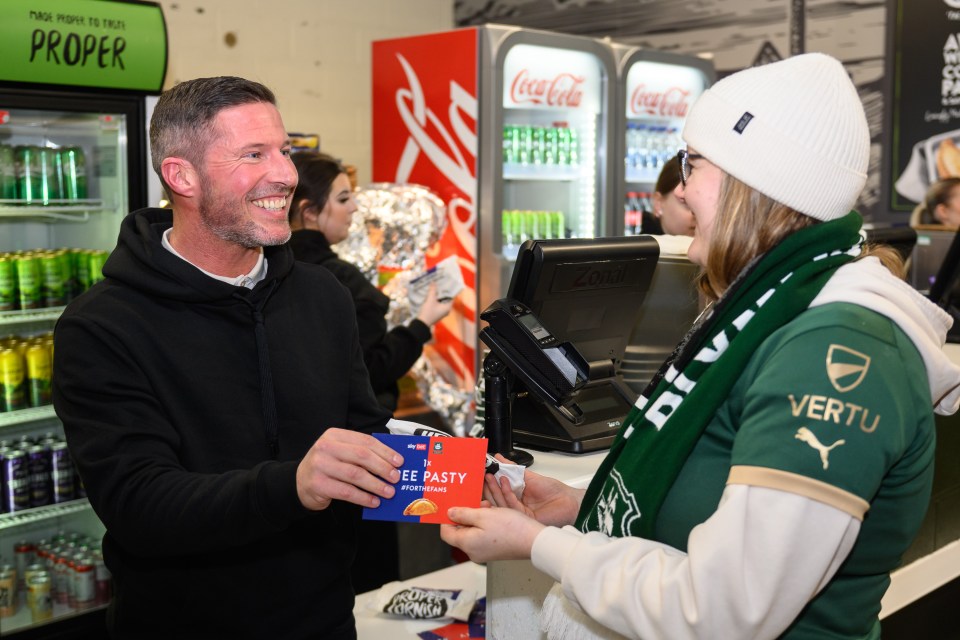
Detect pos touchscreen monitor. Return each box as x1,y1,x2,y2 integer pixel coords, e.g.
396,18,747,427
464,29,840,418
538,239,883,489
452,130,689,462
496,235,660,453
927,227,960,342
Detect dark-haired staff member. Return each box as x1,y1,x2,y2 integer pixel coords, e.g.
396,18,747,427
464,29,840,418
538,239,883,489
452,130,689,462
53,76,401,639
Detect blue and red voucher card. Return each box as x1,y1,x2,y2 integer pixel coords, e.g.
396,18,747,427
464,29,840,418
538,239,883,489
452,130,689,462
363,434,488,525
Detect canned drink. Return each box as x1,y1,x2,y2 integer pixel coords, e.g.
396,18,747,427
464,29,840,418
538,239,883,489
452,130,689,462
26,342,52,409
568,128,580,166
0,348,27,413
544,127,559,166
14,145,42,205
53,552,70,604
23,563,46,589
15,253,42,310
37,147,63,205
50,441,76,503
93,551,111,604
74,249,91,293
88,250,108,286
73,556,96,609
552,211,565,239
0,144,16,201
14,540,36,590
0,568,15,617
27,572,52,621
519,126,533,166
0,255,15,311
40,252,66,306
27,443,52,507
1,448,30,512
557,127,571,165
60,146,87,200
531,127,546,165
55,249,73,301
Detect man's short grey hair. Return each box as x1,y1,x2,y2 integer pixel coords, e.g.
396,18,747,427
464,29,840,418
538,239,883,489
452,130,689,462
149,76,277,191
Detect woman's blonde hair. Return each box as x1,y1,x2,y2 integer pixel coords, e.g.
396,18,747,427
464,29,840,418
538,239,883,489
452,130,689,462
697,174,905,302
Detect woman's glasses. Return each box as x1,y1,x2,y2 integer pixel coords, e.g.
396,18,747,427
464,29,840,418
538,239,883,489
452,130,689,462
677,149,703,187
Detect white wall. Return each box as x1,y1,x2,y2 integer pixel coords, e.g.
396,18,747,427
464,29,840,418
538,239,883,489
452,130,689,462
156,0,454,184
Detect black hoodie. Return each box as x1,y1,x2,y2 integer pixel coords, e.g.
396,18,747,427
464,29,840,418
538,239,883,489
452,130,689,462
53,208,391,639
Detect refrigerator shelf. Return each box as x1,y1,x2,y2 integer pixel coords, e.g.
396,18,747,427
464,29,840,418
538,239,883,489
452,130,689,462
0,307,64,327
0,200,108,222
2,599,106,636
503,166,580,181
0,405,58,429
0,499,91,531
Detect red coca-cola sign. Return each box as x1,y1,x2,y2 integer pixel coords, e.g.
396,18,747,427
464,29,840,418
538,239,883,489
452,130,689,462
629,85,691,117
509,69,585,107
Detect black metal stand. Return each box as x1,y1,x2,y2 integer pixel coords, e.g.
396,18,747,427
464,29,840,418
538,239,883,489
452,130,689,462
482,351,534,467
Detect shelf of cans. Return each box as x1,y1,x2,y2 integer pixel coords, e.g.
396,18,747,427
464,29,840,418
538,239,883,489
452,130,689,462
501,210,568,260
0,247,108,313
502,124,580,180
0,530,110,628
1,331,54,415
0,144,88,207
624,192,654,236
1,431,83,516
625,122,683,184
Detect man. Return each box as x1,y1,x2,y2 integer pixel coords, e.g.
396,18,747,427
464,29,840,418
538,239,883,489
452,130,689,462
52,76,403,639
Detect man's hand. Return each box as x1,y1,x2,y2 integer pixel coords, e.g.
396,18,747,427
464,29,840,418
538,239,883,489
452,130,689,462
296,428,403,511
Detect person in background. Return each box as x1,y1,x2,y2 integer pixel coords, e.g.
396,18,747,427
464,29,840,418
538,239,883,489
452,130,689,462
651,154,696,236
441,53,960,639
910,177,960,228
53,77,403,639
289,151,453,413
289,150,453,593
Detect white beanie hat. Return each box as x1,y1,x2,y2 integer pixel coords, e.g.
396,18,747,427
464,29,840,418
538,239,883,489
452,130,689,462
682,53,870,222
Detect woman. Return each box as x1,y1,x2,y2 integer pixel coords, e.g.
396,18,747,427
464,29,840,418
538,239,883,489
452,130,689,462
289,152,452,594
289,151,452,412
441,53,960,639
910,177,960,227
651,156,696,236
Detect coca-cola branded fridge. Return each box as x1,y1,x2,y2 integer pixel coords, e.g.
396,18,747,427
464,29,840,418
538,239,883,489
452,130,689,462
612,46,714,236
372,25,616,390
0,0,166,634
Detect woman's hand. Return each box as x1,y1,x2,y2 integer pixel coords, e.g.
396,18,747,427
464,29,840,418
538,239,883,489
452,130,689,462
416,283,454,326
484,454,584,527
440,506,545,562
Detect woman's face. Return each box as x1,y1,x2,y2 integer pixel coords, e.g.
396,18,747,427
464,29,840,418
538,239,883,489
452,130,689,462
654,189,696,236
934,184,960,227
315,173,357,244
676,148,723,266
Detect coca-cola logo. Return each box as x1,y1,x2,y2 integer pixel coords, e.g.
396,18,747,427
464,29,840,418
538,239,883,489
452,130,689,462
629,85,691,117
509,69,585,107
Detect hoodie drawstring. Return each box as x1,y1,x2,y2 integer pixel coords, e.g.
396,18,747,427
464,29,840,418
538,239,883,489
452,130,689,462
236,280,281,458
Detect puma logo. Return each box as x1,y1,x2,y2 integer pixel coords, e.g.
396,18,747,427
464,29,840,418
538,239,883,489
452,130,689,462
795,427,845,470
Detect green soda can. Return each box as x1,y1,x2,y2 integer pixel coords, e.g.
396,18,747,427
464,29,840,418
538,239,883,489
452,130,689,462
557,128,570,165
0,347,27,413
568,129,580,166
519,126,533,166
0,144,16,201
39,252,65,307
37,147,62,205
14,146,42,205
26,343,52,408
75,249,91,292
552,211,565,239
60,147,87,201
544,128,559,166
15,253,42,310
88,250,108,286
531,127,546,165
0,255,15,311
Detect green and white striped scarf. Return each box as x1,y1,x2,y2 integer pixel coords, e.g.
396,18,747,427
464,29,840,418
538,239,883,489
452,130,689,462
576,211,864,538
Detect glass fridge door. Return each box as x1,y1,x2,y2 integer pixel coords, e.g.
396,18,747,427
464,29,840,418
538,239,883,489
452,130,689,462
0,96,136,632
622,60,708,235
499,43,607,259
